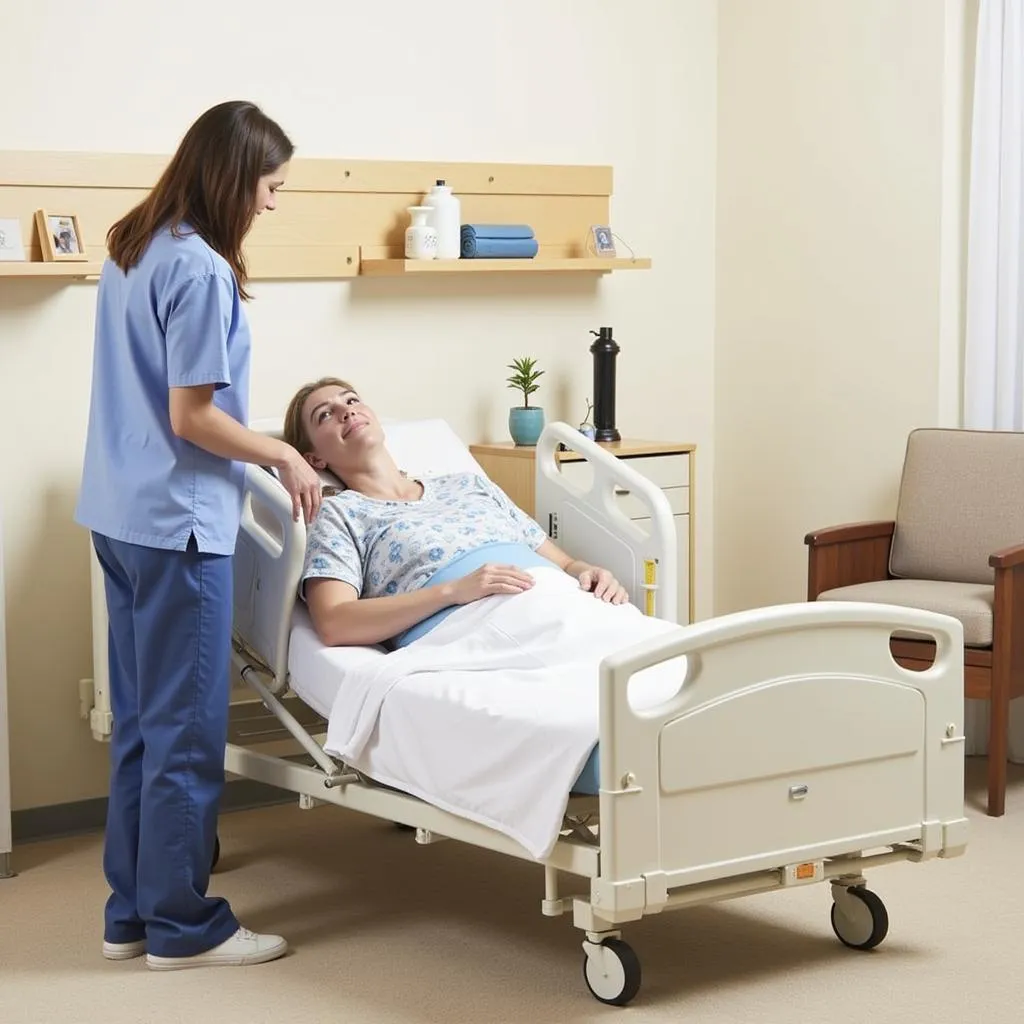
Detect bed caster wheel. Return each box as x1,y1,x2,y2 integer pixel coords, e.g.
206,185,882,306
210,836,221,873
582,938,641,1006
831,886,888,950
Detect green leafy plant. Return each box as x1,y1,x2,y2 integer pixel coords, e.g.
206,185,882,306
506,356,544,408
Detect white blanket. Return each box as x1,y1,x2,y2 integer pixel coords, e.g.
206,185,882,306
322,566,684,859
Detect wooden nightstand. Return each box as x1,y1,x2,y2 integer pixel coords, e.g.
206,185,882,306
469,439,695,624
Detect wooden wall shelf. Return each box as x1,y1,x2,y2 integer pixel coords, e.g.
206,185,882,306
0,262,103,279
359,256,651,276
0,255,650,282
1,151,648,284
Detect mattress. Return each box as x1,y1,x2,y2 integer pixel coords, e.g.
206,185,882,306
286,606,602,795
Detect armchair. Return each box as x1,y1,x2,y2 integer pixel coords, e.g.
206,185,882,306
804,427,1024,817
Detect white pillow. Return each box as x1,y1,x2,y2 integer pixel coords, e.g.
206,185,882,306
384,419,486,479
249,416,486,489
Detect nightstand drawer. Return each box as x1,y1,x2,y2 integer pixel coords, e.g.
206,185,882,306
614,484,689,519
558,453,690,498
618,454,690,489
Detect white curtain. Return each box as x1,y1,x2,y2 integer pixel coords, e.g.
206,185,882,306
962,0,1024,760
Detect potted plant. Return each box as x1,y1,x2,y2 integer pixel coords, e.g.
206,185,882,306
506,356,545,446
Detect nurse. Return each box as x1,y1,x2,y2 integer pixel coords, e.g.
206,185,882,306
74,100,321,971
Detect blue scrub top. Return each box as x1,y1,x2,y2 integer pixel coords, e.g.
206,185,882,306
74,224,252,555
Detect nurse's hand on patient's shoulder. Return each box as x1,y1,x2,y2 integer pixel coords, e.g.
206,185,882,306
443,564,535,605
277,447,323,524
576,565,628,604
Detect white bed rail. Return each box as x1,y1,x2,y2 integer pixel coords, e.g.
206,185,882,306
232,465,307,694
535,423,678,622
582,599,968,927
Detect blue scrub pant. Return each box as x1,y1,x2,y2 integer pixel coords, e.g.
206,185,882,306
92,532,239,958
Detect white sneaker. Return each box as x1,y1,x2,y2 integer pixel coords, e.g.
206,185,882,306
103,939,147,961
146,927,288,971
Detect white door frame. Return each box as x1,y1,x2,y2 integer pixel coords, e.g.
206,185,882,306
0,499,13,878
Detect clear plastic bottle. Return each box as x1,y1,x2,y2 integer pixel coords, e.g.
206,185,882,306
423,179,461,259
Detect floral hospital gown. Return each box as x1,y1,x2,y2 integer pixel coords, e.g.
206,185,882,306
299,472,548,599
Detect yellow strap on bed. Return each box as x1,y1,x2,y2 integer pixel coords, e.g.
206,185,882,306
643,559,657,616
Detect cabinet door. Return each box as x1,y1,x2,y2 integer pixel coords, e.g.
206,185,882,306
675,513,691,625
475,454,535,516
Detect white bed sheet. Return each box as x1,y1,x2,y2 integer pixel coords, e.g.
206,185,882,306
286,570,685,859
287,605,387,719
286,603,608,796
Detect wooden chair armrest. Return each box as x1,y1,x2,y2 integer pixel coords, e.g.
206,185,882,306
804,521,896,547
805,521,895,601
992,557,1024,709
990,542,1024,569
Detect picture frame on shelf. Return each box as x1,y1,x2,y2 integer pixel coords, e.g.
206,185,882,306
0,219,26,262
590,224,616,257
35,210,88,262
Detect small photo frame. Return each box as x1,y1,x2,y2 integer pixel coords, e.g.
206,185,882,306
0,217,26,262
591,224,616,257
35,209,88,262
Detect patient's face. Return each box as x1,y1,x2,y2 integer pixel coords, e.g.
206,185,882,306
301,384,383,470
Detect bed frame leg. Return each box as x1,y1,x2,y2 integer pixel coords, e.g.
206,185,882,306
414,828,448,845
542,866,567,916
831,872,867,891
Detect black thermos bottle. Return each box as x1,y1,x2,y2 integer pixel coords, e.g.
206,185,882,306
590,326,621,442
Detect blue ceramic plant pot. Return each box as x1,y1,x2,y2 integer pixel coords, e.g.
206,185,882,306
509,406,545,446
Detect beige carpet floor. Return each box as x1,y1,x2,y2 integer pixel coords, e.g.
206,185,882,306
2,758,1023,1024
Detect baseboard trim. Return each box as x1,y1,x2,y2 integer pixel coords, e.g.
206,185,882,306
12,777,293,844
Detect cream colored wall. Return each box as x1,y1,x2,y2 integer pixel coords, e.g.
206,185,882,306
0,0,718,811
713,0,975,614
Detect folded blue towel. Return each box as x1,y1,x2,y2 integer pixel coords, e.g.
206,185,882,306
461,223,535,241
461,236,539,259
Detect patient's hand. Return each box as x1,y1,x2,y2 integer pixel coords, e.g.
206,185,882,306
576,566,628,604
444,563,536,605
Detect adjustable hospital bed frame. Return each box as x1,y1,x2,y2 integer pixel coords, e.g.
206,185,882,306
86,422,968,1007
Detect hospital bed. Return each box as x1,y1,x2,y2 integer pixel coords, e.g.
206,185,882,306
87,418,968,1006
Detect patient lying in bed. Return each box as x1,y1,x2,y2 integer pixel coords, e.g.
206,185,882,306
283,376,633,650
280,377,687,856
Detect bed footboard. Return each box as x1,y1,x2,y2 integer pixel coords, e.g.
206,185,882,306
583,600,967,928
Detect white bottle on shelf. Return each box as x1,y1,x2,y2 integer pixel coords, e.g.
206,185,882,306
405,206,438,260
423,180,461,259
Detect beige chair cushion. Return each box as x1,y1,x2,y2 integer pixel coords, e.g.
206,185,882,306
817,578,993,647
889,427,1024,585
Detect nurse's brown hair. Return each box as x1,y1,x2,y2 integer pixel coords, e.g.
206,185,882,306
105,100,293,300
